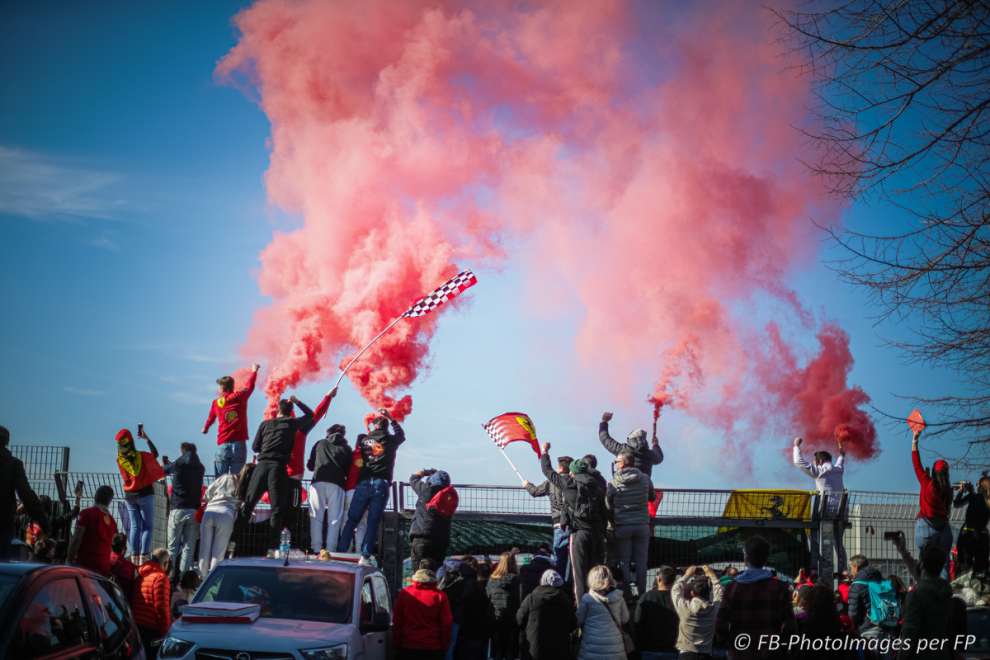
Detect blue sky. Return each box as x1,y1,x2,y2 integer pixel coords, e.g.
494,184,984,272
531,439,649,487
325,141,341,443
0,1,973,493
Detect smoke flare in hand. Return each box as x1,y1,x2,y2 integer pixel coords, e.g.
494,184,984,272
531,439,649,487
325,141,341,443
220,0,876,459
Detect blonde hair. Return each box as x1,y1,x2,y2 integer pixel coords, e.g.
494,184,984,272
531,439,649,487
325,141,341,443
587,564,615,594
491,551,517,579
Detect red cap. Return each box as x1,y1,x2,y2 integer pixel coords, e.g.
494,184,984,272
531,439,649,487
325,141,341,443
933,459,949,473
115,429,133,445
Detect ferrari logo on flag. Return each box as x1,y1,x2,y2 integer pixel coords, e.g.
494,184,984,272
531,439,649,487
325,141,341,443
483,412,541,457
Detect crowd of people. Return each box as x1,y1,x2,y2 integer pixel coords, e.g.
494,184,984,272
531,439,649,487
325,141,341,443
1,361,987,659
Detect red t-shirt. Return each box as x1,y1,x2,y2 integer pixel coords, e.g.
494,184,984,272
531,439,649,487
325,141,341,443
203,371,257,445
76,506,117,576
287,393,333,478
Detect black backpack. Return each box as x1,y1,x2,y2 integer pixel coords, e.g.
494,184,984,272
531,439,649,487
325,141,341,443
570,475,606,527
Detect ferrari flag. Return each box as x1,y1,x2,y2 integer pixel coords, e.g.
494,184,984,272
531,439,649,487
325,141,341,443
483,412,541,458
403,269,478,318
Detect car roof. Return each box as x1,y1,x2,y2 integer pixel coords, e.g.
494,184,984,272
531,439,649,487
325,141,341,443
213,556,381,578
0,562,51,577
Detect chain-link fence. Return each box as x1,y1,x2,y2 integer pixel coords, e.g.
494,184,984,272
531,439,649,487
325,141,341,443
14,447,957,590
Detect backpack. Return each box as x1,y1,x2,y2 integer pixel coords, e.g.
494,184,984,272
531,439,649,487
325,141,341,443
570,476,606,526
426,485,459,519
853,578,900,628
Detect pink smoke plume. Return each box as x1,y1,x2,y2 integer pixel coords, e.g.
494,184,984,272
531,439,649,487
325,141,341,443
219,0,876,456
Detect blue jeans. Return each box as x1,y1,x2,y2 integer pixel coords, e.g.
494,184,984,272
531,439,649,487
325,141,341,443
214,441,246,477
915,517,953,579
553,525,571,582
336,478,390,556
167,508,199,576
125,494,155,556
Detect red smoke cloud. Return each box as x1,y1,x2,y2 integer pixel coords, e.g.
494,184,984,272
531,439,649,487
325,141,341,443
219,0,876,457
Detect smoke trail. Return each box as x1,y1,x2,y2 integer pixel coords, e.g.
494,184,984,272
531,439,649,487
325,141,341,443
220,0,876,457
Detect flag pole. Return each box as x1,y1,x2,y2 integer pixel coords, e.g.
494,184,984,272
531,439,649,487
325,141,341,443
333,315,405,390
497,446,526,484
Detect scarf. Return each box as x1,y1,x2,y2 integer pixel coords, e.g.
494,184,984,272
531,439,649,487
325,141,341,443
115,429,142,477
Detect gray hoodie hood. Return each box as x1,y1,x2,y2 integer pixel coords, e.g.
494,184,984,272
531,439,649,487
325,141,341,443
626,428,648,450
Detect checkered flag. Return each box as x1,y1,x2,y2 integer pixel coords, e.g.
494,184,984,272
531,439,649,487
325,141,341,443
403,270,478,318
483,412,541,458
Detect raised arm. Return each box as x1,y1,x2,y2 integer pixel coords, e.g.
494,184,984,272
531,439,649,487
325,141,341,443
792,438,815,478
289,396,316,434
138,426,159,458
954,486,972,508
311,387,337,425
540,444,565,489
911,429,927,485
239,364,260,396
598,412,625,456
252,421,264,454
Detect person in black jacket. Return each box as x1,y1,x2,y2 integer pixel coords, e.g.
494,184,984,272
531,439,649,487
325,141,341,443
486,552,521,660
0,426,48,560
454,556,495,660
517,569,576,660
306,424,352,553
519,544,554,601
953,477,990,574
635,565,679,654
540,442,607,601
336,408,406,558
599,410,663,479
163,443,205,581
241,396,315,549
523,455,573,582
409,468,455,570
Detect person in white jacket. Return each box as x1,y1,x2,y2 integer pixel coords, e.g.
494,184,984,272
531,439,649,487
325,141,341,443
671,565,723,657
793,434,847,576
198,472,240,576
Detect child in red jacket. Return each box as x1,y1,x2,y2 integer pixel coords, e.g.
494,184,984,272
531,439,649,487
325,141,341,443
394,567,453,659
131,548,172,657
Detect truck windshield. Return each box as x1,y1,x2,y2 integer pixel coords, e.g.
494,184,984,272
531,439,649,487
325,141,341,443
194,566,355,624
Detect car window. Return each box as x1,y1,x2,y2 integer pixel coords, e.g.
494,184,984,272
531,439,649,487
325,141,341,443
14,578,91,657
360,579,374,625
85,579,129,651
371,575,391,616
195,566,355,624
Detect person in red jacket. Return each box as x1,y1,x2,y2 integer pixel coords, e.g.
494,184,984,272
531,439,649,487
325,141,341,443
204,363,260,477
912,426,954,578
339,438,368,552
67,485,117,576
394,566,453,660
116,427,164,561
131,547,172,657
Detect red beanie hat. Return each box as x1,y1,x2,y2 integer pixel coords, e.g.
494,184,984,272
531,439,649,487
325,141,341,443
933,459,949,473
115,429,133,445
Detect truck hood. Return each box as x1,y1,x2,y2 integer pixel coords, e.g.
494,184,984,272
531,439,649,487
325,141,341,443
170,617,353,650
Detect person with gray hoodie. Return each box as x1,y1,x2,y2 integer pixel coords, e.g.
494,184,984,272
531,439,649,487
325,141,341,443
672,565,723,659
198,472,240,576
576,565,629,660
599,411,663,479
606,451,655,596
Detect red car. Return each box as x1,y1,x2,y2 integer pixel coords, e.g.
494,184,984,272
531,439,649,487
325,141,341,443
0,562,144,659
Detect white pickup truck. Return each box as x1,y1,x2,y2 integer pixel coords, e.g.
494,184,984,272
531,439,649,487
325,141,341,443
158,556,393,660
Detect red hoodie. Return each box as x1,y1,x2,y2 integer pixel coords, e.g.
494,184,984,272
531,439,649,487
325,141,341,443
393,581,452,651
203,371,257,445
287,392,333,479
344,446,363,491
913,449,950,521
